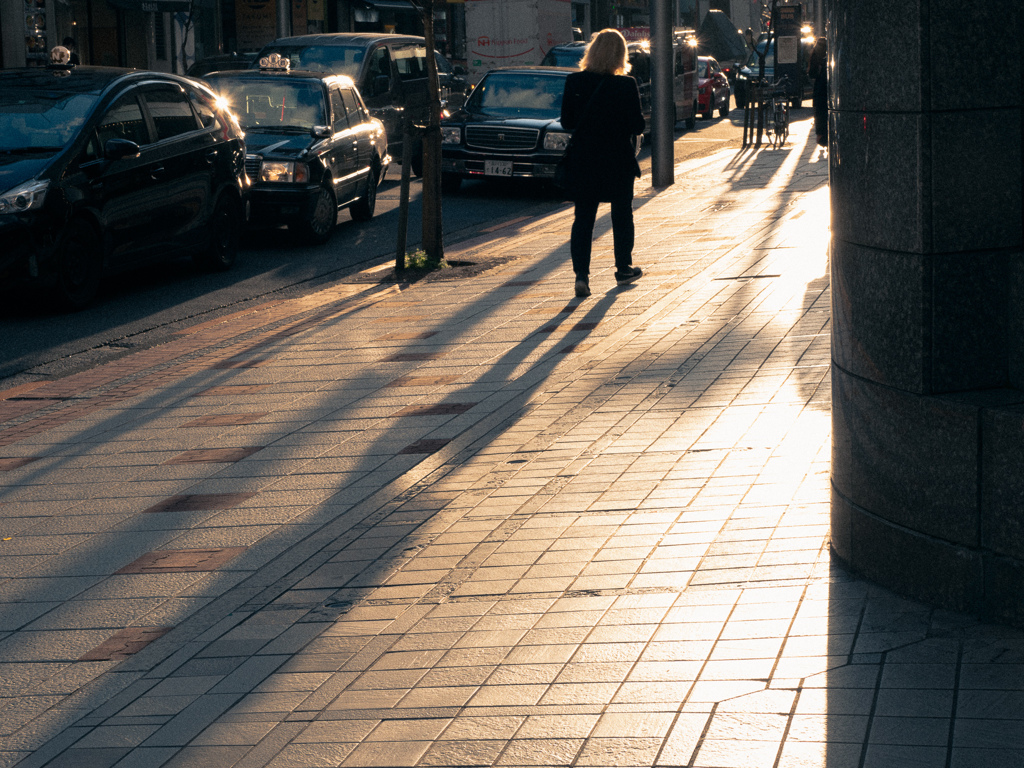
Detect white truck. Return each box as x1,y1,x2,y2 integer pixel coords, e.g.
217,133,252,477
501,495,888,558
464,0,574,82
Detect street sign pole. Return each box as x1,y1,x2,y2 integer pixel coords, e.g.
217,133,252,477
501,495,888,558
650,0,674,187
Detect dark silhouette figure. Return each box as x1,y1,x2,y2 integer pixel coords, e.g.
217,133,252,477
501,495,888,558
559,28,646,298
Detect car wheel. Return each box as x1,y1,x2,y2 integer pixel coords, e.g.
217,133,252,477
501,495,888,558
791,96,802,109
702,105,712,119
292,182,336,244
685,101,697,129
54,217,102,311
719,95,730,118
441,173,462,193
195,193,242,271
350,164,379,222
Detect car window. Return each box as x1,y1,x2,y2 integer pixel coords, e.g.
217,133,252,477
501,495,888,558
340,88,364,124
393,44,428,81
434,51,453,75
629,51,650,84
330,88,348,131
188,88,220,129
96,90,149,149
465,72,565,118
542,47,584,68
213,79,326,129
0,88,96,152
144,85,200,140
263,44,365,77
365,46,392,86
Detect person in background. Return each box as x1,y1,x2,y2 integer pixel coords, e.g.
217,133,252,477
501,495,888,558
559,28,646,299
62,37,80,65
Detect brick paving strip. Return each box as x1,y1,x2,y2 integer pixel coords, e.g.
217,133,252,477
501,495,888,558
1,124,1022,768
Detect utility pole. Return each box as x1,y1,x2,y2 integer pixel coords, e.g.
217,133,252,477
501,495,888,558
419,0,444,266
649,0,674,187
276,0,291,40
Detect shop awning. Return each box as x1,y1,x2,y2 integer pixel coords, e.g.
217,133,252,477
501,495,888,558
355,0,420,14
106,0,194,12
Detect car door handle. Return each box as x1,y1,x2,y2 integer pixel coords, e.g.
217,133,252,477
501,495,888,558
150,165,166,180
205,150,219,164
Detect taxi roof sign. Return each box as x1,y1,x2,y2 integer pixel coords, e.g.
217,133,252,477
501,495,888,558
259,53,290,71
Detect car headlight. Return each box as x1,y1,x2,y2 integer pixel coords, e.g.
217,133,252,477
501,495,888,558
441,126,462,145
0,179,49,215
543,131,571,151
259,161,309,183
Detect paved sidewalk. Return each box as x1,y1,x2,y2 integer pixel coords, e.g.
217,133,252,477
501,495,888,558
1,115,1021,768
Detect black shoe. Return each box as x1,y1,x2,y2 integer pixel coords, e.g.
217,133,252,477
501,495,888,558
574,279,591,298
615,266,642,286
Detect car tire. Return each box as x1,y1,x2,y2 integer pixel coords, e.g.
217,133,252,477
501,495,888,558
791,96,802,109
195,193,242,271
54,217,102,311
719,96,730,118
685,101,697,129
350,164,379,222
702,106,712,119
441,173,462,193
292,182,336,244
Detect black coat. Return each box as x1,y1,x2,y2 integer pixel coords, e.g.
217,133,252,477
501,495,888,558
560,71,645,201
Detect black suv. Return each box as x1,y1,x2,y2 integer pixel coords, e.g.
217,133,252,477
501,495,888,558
0,62,247,309
542,42,653,132
205,55,390,244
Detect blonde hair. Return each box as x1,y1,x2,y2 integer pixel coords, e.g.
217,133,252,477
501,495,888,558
581,28,630,75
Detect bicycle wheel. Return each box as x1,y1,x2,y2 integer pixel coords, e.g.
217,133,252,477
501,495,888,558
765,99,778,146
773,104,787,147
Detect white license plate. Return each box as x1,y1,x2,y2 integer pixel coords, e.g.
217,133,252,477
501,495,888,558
484,159,513,177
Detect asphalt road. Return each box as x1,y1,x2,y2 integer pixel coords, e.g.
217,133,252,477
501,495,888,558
0,108,762,388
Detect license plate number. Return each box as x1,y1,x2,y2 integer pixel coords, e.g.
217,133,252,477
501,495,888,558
484,160,513,177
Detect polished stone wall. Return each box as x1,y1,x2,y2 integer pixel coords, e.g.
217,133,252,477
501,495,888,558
828,0,1024,625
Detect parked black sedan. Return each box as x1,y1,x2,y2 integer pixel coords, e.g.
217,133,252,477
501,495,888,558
204,55,389,244
0,59,247,309
440,67,572,192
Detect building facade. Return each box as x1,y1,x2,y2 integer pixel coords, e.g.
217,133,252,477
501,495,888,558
1,0,806,72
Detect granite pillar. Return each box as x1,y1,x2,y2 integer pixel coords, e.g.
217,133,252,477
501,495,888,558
829,0,1024,625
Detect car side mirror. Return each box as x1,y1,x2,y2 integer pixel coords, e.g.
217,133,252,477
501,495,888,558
104,138,141,161
311,125,332,139
372,75,390,96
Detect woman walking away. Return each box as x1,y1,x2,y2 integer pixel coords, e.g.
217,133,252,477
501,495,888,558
560,28,646,298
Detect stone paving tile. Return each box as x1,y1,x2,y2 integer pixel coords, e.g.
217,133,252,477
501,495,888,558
0,122,1021,768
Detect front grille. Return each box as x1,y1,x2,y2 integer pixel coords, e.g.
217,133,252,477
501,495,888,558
245,154,262,180
465,125,539,152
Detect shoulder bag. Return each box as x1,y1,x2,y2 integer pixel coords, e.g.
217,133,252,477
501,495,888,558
553,78,607,197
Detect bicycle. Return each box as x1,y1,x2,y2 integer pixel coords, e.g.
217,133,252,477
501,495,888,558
763,76,790,148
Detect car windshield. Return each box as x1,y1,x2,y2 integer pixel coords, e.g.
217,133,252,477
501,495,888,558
745,41,774,69
542,48,584,68
465,72,566,119
213,79,326,130
0,89,97,152
261,45,364,77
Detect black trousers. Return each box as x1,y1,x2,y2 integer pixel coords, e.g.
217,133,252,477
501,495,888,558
570,194,634,279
